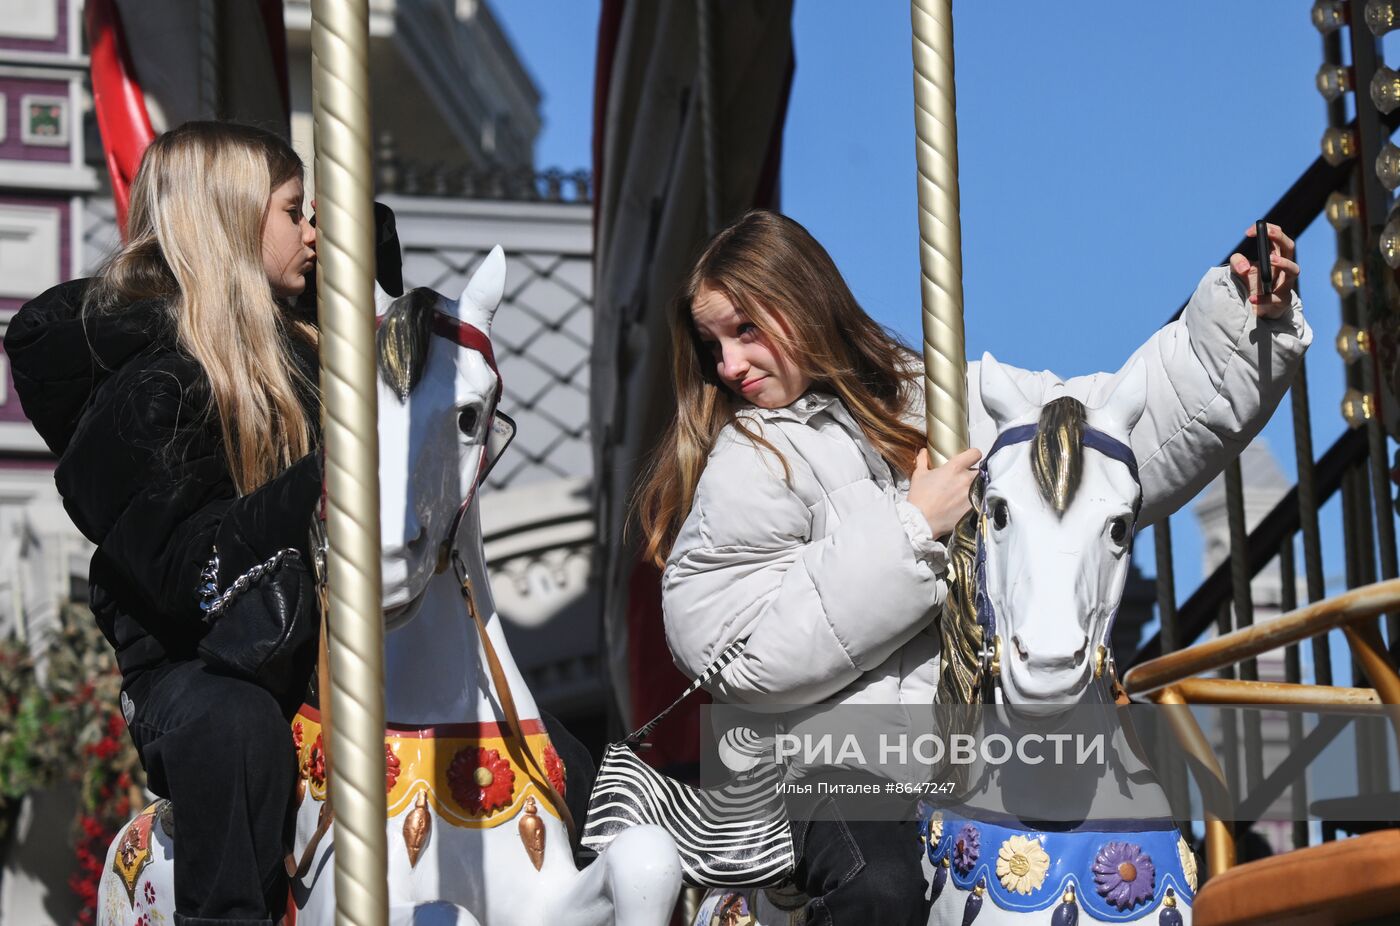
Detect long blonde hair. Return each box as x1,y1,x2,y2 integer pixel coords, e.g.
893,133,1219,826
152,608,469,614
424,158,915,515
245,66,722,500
635,210,927,567
87,121,315,495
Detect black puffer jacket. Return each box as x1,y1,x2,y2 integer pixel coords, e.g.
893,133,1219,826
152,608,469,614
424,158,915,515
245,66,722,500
6,281,325,678
3,205,403,682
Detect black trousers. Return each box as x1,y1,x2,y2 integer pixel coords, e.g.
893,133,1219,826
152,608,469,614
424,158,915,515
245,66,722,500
125,660,298,926
791,800,929,926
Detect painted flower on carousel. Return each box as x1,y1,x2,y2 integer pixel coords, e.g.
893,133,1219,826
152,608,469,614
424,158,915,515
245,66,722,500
1176,835,1198,892
447,746,516,815
306,734,327,788
543,743,567,797
292,720,304,750
952,823,980,874
995,834,1050,895
1093,841,1155,911
385,743,401,794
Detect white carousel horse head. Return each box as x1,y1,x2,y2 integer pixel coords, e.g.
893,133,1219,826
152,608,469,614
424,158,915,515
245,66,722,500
374,245,513,628
976,351,1147,716
915,356,1196,926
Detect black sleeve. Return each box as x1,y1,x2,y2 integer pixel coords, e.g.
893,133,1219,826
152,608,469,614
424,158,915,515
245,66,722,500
60,367,323,640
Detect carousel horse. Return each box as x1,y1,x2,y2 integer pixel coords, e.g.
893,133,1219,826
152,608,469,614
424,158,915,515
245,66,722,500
921,354,1196,926
689,356,1199,926
97,249,683,926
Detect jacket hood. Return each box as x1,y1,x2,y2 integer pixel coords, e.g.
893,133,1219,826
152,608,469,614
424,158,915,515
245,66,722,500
3,279,175,456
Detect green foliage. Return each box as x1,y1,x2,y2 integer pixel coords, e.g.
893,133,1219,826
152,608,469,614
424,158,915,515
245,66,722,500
0,638,69,804
0,602,144,851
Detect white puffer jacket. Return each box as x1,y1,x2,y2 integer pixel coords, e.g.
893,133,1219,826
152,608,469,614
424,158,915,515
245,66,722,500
662,267,1311,707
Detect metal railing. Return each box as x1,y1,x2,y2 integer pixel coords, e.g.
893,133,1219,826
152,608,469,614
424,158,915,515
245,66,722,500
1126,0,1400,867
373,132,591,203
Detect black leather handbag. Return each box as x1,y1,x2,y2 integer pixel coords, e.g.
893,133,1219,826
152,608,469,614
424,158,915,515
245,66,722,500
195,542,320,702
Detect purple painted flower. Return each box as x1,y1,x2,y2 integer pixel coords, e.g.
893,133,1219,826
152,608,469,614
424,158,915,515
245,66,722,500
1093,841,1155,911
952,823,980,874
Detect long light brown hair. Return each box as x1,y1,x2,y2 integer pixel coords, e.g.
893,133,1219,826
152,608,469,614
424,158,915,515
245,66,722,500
86,121,315,495
635,210,927,567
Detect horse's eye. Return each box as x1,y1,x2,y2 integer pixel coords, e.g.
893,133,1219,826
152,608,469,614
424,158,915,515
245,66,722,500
991,499,1009,530
1110,517,1129,544
458,407,480,435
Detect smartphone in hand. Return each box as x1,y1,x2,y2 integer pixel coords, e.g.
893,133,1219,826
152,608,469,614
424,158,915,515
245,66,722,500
1255,220,1272,297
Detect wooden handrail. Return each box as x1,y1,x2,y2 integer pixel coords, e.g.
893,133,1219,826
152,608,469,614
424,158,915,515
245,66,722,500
1172,678,1381,711
1124,579,1400,696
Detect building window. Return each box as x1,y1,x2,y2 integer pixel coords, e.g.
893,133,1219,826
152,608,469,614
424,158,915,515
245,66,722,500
0,0,59,41
21,95,69,147
0,204,62,298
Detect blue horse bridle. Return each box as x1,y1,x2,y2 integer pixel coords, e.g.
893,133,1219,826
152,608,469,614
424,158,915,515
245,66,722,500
972,422,1142,691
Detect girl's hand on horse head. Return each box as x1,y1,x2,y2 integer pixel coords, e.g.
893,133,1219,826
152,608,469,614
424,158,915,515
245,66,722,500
908,447,982,540
1229,222,1299,320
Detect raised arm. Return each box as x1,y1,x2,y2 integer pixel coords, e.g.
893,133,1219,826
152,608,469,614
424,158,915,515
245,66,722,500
963,246,1309,526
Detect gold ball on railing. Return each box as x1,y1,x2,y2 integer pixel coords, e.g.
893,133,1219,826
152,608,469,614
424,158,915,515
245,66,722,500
1326,191,1360,230
1322,126,1359,166
1383,210,1400,269
1378,141,1400,191
1317,63,1353,101
1312,0,1348,32
1372,66,1400,113
1336,323,1372,364
1366,0,1400,35
1342,388,1376,428
1331,257,1366,296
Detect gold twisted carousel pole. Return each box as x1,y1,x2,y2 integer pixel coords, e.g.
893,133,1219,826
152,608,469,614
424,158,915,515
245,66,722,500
910,0,969,463
311,0,387,922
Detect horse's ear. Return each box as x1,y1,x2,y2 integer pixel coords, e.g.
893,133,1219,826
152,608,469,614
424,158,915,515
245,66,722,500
374,280,394,316
1097,356,1148,437
456,245,506,331
979,352,1037,429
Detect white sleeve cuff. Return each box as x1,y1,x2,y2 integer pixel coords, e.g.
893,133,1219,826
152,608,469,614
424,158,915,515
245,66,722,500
1211,263,1307,340
895,497,949,575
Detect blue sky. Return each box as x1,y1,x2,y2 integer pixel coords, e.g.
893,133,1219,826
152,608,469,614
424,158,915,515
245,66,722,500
492,2,1393,672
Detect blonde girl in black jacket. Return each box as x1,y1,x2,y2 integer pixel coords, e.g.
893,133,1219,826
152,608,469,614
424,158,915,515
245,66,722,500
7,122,343,926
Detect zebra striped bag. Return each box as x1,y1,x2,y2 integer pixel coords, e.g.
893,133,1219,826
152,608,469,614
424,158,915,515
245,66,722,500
580,640,796,888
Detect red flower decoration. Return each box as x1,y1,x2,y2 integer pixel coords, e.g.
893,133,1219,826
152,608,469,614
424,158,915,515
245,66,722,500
307,734,327,787
543,744,567,797
447,747,515,814
385,743,401,793
143,882,156,904
293,721,304,750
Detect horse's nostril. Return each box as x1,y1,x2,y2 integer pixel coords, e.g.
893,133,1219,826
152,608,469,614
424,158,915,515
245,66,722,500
1073,635,1089,665
1012,635,1029,661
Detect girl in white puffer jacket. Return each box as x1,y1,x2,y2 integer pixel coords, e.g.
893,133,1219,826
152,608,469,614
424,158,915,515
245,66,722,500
634,209,1308,925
